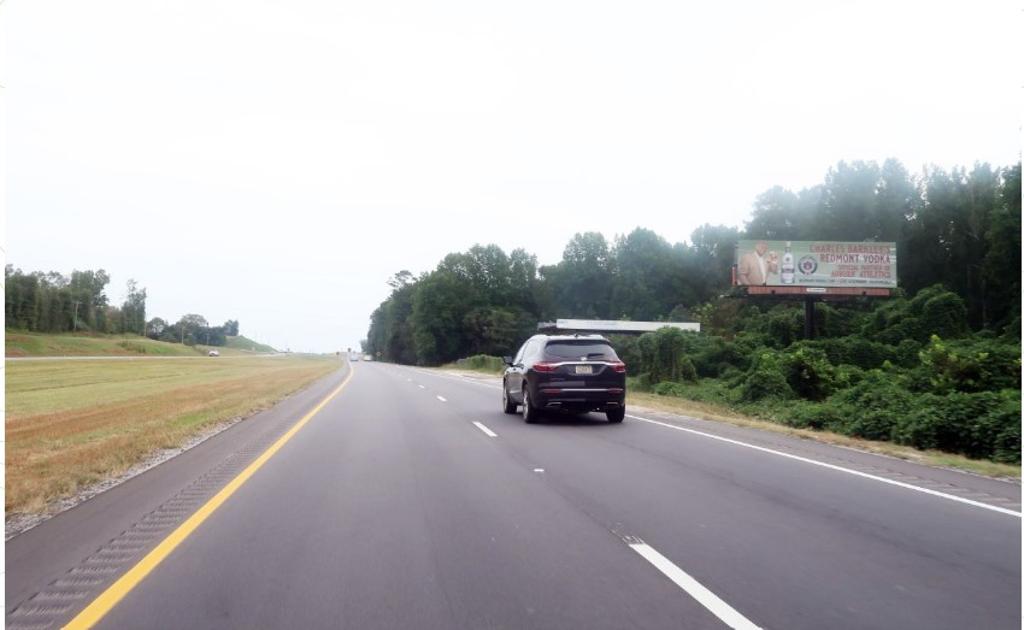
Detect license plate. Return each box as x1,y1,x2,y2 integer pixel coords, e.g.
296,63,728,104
575,365,593,375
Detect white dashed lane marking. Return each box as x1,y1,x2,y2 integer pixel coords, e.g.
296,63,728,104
626,538,761,630
472,421,497,437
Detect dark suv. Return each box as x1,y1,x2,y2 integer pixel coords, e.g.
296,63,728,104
502,334,626,424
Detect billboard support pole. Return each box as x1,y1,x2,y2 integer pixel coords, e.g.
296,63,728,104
804,297,816,339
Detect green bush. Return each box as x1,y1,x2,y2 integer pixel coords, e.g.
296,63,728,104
916,335,1022,393
692,338,748,376
815,302,866,338
636,327,702,383
892,390,1021,462
653,381,688,397
784,401,850,430
453,354,505,373
800,336,897,370
781,345,836,401
834,364,866,389
895,339,923,367
866,285,969,344
920,291,969,340
740,350,795,402
830,371,916,440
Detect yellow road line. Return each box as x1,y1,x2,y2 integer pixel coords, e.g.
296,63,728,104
63,365,356,629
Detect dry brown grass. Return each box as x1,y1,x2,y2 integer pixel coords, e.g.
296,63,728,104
5,356,339,515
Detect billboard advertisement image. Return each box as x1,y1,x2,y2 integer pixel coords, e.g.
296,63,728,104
735,240,897,288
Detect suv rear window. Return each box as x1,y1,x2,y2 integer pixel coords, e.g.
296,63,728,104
544,341,619,361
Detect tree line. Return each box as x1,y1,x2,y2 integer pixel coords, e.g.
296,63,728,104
365,160,1021,366
4,265,241,347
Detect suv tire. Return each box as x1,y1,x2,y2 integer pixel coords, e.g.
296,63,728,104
606,407,625,423
502,384,518,414
522,387,541,424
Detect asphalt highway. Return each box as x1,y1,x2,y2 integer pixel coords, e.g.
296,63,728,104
6,362,1021,629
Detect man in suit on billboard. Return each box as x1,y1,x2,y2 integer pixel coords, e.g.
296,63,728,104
737,240,779,286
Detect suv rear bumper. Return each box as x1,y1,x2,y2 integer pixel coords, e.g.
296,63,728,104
532,386,625,411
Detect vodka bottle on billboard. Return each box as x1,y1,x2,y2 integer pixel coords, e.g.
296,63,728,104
781,242,795,284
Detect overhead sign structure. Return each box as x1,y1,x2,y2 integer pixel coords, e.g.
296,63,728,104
735,240,897,289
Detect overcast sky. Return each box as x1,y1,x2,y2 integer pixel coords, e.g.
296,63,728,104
3,0,1020,352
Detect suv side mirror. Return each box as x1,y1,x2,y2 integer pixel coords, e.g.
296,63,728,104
502,356,513,366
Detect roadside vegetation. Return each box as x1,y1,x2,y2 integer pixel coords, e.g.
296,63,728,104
4,265,267,351
5,331,276,357
224,334,276,354
370,160,1021,468
444,354,506,374
5,355,338,516
612,297,1020,467
6,331,205,357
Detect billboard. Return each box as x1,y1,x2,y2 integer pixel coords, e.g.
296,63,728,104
735,240,897,288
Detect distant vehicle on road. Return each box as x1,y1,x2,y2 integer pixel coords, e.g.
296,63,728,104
349,352,360,362
502,334,626,424
207,350,219,357
363,354,373,362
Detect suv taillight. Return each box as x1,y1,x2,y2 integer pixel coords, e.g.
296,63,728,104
533,362,558,373
610,361,626,373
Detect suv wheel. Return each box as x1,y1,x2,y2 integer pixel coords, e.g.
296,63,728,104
502,384,518,414
606,407,625,423
522,387,541,424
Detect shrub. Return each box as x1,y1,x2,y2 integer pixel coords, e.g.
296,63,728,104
916,335,1022,393
803,336,898,370
653,381,688,397
815,302,867,338
892,390,1021,462
990,400,1021,463
895,339,923,367
692,338,748,376
636,327,702,383
865,285,969,344
453,354,505,373
830,370,916,440
781,345,836,401
677,356,698,382
834,364,865,389
740,350,795,402
784,401,849,430
920,291,969,340
633,373,653,392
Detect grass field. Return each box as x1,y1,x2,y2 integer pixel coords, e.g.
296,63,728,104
5,331,277,358
5,355,340,515
225,335,276,353
5,331,206,357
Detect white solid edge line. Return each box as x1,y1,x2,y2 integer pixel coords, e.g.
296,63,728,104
627,414,1022,518
472,421,498,437
629,542,761,630
436,395,447,402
